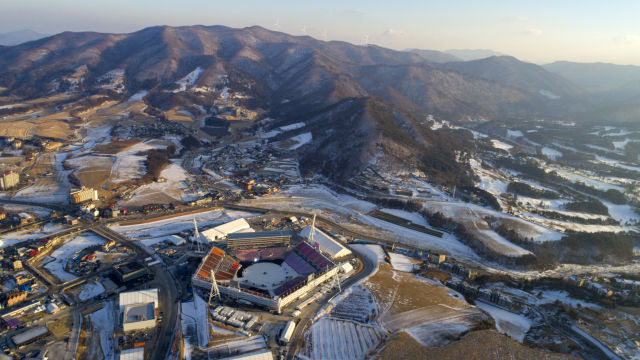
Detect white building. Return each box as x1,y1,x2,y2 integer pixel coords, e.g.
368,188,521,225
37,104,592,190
222,349,273,360
119,289,158,313
119,347,144,360
299,226,351,259
201,218,252,242
119,289,159,332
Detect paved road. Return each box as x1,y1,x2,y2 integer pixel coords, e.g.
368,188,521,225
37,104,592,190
84,222,179,360
285,244,377,360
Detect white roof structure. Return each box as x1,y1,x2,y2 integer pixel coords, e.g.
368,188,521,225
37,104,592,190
169,235,187,245
11,326,49,346
300,226,351,259
222,349,274,360
119,347,144,360
119,288,158,313
202,218,252,242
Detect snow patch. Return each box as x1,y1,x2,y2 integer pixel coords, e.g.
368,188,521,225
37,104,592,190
476,301,531,342
491,139,513,151
287,132,312,150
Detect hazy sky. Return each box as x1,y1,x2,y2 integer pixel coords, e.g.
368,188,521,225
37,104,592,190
2,0,640,65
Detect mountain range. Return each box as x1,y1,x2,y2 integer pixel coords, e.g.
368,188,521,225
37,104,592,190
0,25,637,182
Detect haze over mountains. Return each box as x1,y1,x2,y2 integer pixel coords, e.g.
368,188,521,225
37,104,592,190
0,25,638,181
0,29,48,46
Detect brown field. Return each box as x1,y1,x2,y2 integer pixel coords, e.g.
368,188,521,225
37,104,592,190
166,108,194,122
25,93,75,105
74,99,118,120
418,268,451,283
26,153,56,177
0,114,74,140
47,315,73,339
93,139,138,154
378,330,575,360
365,263,467,316
68,155,113,189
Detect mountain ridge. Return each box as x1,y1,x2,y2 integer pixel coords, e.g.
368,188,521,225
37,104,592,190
0,25,596,183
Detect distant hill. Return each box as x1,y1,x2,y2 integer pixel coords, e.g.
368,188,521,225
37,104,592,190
406,49,461,63
544,61,640,93
440,56,582,98
444,49,506,61
0,25,592,183
0,29,48,46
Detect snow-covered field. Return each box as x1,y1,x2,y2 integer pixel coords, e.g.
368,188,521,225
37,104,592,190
476,301,531,342
0,203,52,218
109,209,255,239
174,67,203,92
491,139,513,151
380,208,429,227
287,132,312,150
279,122,305,131
43,233,105,283
541,146,562,160
425,201,563,244
78,281,106,302
181,293,210,359
388,252,418,272
128,90,148,102
87,301,115,360
0,222,64,249
356,213,480,262
118,161,190,205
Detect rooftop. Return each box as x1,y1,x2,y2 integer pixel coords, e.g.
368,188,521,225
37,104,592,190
119,288,158,312
227,230,291,240
124,302,155,324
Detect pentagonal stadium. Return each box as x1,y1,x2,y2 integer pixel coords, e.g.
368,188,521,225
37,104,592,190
191,230,341,312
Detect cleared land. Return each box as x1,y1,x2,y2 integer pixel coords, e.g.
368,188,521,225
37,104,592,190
378,330,575,360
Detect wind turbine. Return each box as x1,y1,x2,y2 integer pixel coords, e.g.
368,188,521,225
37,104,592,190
301,25,308,35
273,18,281,30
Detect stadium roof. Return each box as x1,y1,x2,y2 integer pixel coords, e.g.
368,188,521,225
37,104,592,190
299,226,351,259
202,218,252,242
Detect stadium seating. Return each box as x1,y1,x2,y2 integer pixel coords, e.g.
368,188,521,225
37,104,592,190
294,242,334,270
284,253,316,275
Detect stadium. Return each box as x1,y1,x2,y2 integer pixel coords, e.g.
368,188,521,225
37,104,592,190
191,224,349,312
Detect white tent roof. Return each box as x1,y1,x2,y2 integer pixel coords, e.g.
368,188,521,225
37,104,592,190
202,218,251,242
299,226,351,259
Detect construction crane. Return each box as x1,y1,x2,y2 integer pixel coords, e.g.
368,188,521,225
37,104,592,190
193,219,202,253
308,213,316,246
